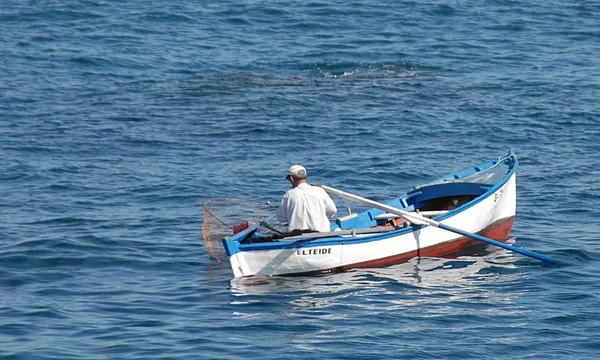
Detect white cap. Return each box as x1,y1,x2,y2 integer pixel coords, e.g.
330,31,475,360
286,165,307,179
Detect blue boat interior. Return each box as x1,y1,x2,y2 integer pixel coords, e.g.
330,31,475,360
332,153,515,231
334,181,492,230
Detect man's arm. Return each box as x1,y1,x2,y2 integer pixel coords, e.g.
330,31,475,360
275,195,288,223
324,194,337,218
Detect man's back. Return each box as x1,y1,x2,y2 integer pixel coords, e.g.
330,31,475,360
276,183,337,232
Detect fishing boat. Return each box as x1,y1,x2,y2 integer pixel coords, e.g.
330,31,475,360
205,149,553,278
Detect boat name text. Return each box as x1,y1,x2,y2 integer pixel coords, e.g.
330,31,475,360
297,248,332,256
494,184,507,202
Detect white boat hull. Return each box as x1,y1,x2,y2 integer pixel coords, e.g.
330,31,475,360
227,172,516,278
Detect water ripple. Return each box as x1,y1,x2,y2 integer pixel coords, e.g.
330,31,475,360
2,0,600,358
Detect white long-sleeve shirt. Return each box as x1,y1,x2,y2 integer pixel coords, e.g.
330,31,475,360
275,183,337,232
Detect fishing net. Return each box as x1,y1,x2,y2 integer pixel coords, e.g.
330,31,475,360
202,197,276,261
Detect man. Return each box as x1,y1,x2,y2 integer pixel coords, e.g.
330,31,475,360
275,165,337,235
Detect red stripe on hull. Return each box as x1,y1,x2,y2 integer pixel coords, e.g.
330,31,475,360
287,216,515,277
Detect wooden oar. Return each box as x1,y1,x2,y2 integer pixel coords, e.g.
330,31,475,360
318,184,557,264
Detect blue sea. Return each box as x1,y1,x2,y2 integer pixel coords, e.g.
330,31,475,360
2,1,600,359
